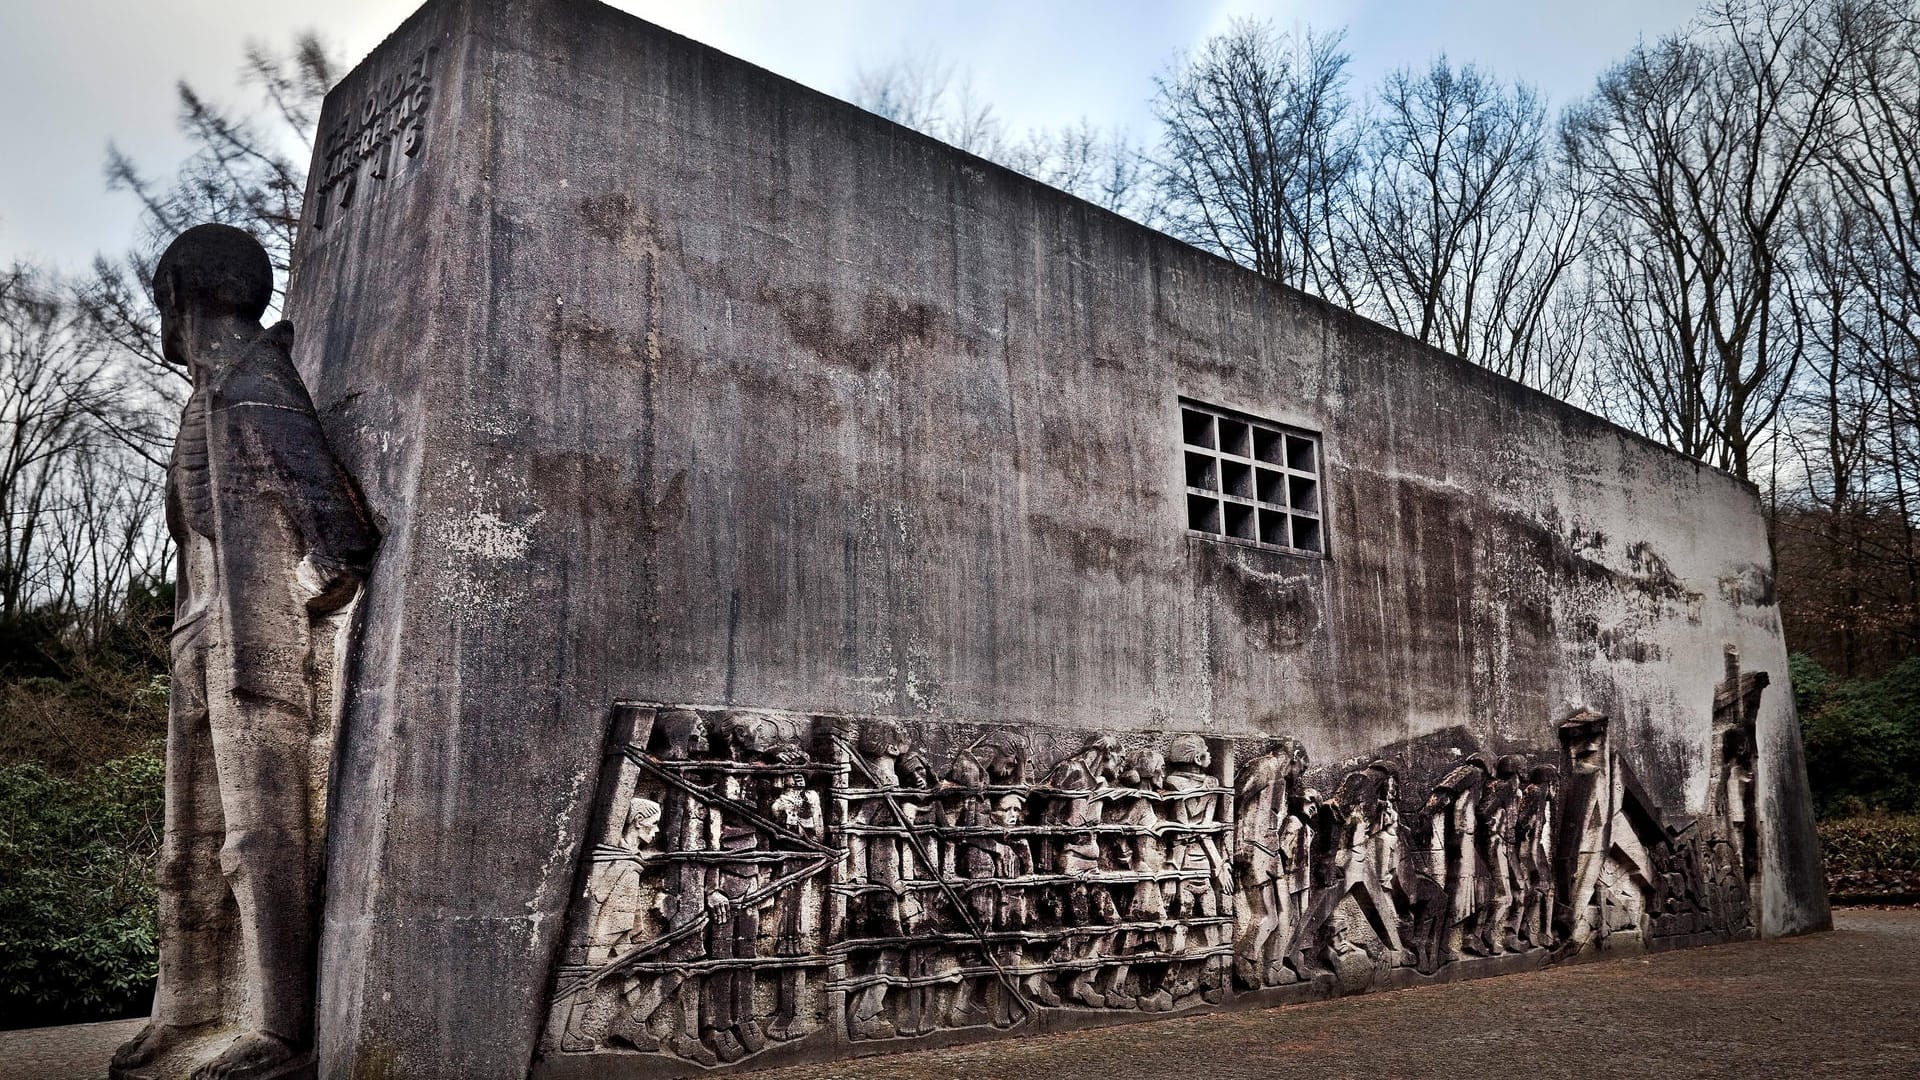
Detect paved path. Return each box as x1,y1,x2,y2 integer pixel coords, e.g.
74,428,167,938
6,910,1916,1080
0,1017,145,1080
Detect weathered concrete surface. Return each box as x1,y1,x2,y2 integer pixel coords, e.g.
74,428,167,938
285,0,1829,1075
8,910,1914,1080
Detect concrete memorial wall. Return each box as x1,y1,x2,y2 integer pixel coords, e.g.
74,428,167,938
275,0,1830,1076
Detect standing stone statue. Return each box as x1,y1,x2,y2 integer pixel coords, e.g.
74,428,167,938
112,224,378,1080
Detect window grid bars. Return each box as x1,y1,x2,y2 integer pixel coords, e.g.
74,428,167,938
1180,403,1324,556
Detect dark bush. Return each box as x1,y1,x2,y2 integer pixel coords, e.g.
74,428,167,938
1793,653,1920,816
0,752,163,1029
1819,813,1920,903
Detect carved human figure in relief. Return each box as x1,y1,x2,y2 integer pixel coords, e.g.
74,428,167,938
1552,709,1662,949
1366,761,1401,894
769,765,823,1043
701,713,780,1063
1233,738,1302,989
891,747,942,1039
1281,760,1403,972
1720,727,1755,875
1040,735,1123,1008
1103,748,1173,1011
113,224,378,1080
846,719,913,1040
625,708,717,1065
1327,892,1398,995
1162,734,1231,1006
1281,787,1320,976
586,797,664,961
560,795,664,1053
1426,753,1491,962
1477,754,1529,955
1513,763,1557,949
1711,647,1766,913
987,793,1040,1026
944,737,1028,1028
1553,712,1610,947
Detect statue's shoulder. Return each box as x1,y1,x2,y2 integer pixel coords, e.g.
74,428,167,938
213,321,314,414
259,318,296,355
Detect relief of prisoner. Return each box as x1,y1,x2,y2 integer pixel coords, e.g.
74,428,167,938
548,708,834,1067
834,727,1242,1038
549,673,1770,1060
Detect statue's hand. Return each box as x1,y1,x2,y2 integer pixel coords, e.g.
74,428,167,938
298,553,365,614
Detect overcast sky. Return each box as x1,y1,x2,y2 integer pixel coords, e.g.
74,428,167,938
0,0,1700,272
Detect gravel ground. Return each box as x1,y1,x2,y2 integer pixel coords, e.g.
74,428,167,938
6,910,1916,1080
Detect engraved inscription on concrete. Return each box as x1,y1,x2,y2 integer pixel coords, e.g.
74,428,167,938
311,46,436,230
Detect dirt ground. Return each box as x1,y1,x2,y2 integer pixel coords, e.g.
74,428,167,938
6,909,1916,1080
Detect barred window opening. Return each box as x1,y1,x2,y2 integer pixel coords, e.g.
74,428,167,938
1180,401,1325,556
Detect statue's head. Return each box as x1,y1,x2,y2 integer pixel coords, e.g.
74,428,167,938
1336,768,1372,809
1722,726,1753,765
625,796,663,847
1263,735,1302,765
1167,733,1210,770
1559,709,1610,774
899,749,937,789
718,712,781,762
857,719,909,760
985,739,1024,784
1496,754,1529,780
947,748,988,788
1121,748,1167,791
1080,734,1123,770
1366,757,1400,795
154,224,273,368
653,708,709,760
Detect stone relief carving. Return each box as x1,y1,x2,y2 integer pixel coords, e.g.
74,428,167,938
113,225,378,1080
544,659,1770,1070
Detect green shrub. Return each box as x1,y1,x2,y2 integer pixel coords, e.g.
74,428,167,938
1793,654,1920,816
1819,813,1920,902
0,752,163,1028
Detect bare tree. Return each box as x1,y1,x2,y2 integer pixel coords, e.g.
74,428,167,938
1150,20,1361,299
1565,0,1850,480
850,48,956,133
0,266,154,629
1345,58,1590,395
851,52,1158,221
1,33,340,659
1783,0,1920,667
1775,188,1896,672
849,50,1008,158
1005,120,1157,220
2,38,335,774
